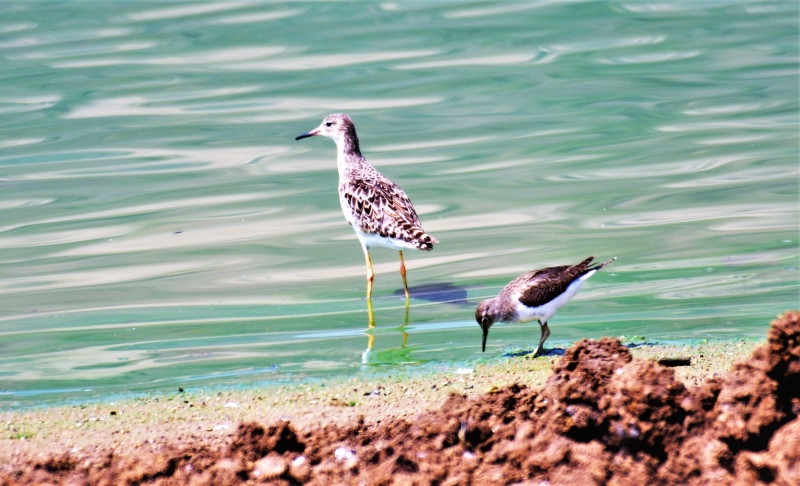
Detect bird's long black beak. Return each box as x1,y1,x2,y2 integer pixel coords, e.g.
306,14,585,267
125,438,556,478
482,327,488,352
295,129,318,141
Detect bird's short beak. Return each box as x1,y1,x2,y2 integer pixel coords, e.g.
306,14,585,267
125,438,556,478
295,129,319,140
482,327,488,352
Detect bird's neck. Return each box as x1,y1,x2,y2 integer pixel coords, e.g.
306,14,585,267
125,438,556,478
490,298,514,323
335,130,364,176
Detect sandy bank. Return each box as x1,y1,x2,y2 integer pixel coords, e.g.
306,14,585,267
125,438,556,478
2,312,796,484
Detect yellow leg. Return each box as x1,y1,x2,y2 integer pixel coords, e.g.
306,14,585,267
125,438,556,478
399,251,410,300
364,249,374,300
367,296,376,329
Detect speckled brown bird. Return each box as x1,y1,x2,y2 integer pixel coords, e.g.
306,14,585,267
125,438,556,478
296,114,438,301
476,256,615,356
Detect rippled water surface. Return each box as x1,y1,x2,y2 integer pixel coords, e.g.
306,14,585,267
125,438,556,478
0,1,797,405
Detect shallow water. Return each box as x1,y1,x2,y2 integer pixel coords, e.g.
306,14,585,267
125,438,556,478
0,0,797,405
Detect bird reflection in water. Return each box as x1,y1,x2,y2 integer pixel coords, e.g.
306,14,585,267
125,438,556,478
362,298,411,365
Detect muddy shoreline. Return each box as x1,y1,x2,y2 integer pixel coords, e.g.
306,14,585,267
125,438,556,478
1,311,797,485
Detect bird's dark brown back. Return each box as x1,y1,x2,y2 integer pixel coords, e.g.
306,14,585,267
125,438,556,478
515,257,595,308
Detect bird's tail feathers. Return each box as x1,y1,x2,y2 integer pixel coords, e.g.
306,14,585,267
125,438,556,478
414,233,437,251
586,257,616,272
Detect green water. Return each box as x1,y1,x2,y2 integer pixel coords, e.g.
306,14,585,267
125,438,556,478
0,1,797,405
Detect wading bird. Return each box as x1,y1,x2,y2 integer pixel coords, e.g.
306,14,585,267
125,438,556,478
476,256,615,356
296,114,438,301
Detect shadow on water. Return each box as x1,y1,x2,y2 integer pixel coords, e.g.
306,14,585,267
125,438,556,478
392,282,472,304
502,347,567,358
501,341,659,358
625,342,659,349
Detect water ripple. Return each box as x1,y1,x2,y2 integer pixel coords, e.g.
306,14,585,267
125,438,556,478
683,101,786,115
548,36,666,53
0,28,133,49
0,193,274,234
261,156,448,174
0,296,347,328
0,138,44,148
0,22,37,33
439,155,598,175
596,51,701,64
210,9,305,24
665,167,797,188
0,95,60,114
658,116,793,132
373,136,492,152
0,261,216,295
1,147,290,180
219,50,439,71
445,0,585,19
580,274,785,301
57,211,342,256
64,94,440,120
0,198,53,210
589,203,797,229
0,225,135,249
235,250,524,283
620,3,711,13
696,134,778,145
8,41,159,61
423,208,564,233
395,54,536,70
455,265,539,279
547,154,757,181
126,2,253,22
620,250,796,271
52,46,287,68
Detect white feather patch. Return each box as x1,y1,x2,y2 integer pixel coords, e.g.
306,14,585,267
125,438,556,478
511,269,597,324
353,227,421,251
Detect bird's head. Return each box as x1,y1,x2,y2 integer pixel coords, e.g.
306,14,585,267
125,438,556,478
295,114,357,147
475,299,497,353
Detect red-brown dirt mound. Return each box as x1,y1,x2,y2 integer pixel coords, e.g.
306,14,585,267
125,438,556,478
2,311,798,485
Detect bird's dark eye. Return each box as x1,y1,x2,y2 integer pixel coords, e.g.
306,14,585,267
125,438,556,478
325,122,333,127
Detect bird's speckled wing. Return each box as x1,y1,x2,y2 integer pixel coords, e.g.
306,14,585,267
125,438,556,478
512,257,595,307
340,170,435,249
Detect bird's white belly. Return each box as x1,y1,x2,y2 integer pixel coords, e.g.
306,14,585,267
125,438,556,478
353,227,418,251
512,270,596,323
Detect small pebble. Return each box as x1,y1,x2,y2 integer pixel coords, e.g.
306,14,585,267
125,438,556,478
290,456,310,481
334,446,355,460
252,454,287,479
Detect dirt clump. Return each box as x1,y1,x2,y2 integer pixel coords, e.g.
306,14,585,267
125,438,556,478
2,311,798,485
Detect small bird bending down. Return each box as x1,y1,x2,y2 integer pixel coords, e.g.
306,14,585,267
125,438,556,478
295,114,438,301
475,256,615,356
